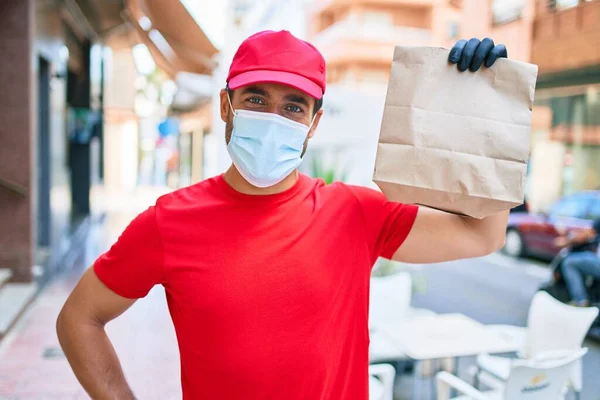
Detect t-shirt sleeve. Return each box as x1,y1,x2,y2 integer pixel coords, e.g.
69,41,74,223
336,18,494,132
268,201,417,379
348,185,419,261
94,206,165,299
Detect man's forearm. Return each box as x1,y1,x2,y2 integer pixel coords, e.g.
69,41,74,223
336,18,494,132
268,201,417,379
462,210,510,254
57,312,135,400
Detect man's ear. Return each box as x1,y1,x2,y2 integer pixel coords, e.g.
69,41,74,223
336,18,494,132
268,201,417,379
219,89,230,123
307,109,323,139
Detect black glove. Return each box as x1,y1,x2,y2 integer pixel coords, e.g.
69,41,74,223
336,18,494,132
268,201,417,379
448,38,508,72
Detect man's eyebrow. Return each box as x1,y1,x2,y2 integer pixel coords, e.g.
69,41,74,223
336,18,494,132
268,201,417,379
240,86,269,97
283,94,309,106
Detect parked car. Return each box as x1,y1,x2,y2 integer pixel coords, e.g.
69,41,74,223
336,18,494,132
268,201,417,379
504,191,600,260
510,200,528,213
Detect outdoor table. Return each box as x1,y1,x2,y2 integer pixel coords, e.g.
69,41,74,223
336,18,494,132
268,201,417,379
378,313,522,399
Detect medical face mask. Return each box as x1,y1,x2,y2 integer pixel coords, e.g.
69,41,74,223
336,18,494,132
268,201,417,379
227,96,314,188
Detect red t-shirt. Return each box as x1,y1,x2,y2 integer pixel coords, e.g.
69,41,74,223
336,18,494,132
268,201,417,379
94,174,418,400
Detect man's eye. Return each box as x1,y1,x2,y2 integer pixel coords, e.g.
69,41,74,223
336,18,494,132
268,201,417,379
248,97,264,105
287,105,302,113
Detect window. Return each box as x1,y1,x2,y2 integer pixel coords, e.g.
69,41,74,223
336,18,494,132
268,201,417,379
447,21,459,40
548,0,591,10
492,0,525,25
550,195,591,219
556,0,580,9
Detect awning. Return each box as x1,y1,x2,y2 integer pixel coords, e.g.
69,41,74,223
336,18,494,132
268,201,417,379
125,0,218,77
171,72,213,113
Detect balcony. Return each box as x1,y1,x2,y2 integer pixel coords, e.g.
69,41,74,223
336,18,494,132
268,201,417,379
313,0,435,14
312,18,433,66
531,0,600,74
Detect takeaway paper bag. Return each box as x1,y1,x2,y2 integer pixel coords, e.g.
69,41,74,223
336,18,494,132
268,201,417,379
373,46,538,218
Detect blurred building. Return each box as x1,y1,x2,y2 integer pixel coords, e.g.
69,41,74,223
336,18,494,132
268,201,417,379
529,0,600,211
305,0,600,209
461,0,600,211
125,0,218,188
0,0,116,289
0,0,217,336
304,1,465,185
309,0,462,93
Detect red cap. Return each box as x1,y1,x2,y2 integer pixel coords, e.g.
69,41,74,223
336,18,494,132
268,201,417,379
227,30,326,99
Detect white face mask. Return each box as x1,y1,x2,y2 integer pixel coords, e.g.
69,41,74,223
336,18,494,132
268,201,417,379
227,96,315,188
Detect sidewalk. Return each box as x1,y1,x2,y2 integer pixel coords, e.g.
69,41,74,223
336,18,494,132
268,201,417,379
0,186,181,400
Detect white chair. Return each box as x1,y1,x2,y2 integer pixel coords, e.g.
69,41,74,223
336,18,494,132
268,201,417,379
369,273,436,363
369,272,413,327
369,363,396,400
474,291,598,399
438,348,588,400
369,273,413,363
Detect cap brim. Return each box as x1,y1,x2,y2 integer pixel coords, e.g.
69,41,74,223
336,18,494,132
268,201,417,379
228,70,323,99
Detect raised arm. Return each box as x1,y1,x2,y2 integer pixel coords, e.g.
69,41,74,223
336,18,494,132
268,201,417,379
392,207,508,263
390,37,511,263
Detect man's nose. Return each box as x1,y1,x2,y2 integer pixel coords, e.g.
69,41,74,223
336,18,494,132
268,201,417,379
266,104,283,116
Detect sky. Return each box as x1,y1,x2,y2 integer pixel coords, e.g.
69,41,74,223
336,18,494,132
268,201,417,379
180,0,226,50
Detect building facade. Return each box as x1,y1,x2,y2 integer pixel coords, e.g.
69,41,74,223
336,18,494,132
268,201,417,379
0,0,218,335
461,0,600,211
529,0,600,211
310,0,463,92
307,0,600,210
0,0,117,285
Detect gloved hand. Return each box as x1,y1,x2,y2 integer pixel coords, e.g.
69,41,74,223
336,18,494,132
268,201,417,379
448,38,508,72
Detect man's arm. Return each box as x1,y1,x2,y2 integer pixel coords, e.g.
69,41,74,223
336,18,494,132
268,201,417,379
554,225,598,248
56,267,137,400
392,207,508,263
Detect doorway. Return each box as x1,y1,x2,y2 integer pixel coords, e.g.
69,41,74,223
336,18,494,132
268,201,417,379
37,57,51,248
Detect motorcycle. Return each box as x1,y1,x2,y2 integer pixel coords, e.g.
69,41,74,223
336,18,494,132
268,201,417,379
539,241,600,340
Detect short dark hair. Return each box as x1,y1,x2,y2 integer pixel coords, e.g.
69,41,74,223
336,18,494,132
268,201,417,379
226,83,323,117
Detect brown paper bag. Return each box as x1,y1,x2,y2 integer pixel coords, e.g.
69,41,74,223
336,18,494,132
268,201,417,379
373,46,538,218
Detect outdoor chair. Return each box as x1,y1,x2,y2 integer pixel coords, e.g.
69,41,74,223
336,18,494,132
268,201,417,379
369,363,396,400
438,348,588,400
473,291,598,399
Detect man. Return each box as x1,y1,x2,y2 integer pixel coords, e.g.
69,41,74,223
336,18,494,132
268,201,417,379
555,219,600,307
57,31,510,399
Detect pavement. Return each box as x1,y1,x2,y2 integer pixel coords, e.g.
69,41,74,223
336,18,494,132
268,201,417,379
0,186,179,400
0,186,599,399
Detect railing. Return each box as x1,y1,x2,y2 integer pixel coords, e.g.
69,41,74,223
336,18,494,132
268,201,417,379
0,176,27,197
